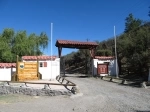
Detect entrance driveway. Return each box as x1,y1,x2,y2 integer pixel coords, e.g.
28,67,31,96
0,74,150,112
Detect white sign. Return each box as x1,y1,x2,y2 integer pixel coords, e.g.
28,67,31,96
19,63,24,69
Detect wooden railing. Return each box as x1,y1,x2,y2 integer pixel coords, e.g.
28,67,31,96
0,80,75,87
56,76,76,86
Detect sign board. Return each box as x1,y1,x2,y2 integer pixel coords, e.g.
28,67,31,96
17,62,38,81
97,64,108,74
19,62,24,69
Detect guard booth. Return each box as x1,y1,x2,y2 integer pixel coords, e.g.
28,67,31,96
92,56,119,76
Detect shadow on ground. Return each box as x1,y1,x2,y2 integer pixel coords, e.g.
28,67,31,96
63,74,90,78
136,110,150,112
64,74,144,88
118,82,142,88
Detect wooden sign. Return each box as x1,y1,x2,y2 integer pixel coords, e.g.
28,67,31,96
17,62,38,81
97,64,108,74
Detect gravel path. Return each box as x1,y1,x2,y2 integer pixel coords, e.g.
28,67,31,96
0,74,150,112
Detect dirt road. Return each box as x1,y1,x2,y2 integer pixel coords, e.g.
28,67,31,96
0,74,150,112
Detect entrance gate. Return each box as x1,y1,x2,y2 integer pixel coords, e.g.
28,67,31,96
55,40,98,75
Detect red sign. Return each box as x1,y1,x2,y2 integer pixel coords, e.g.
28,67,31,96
97,64,108,74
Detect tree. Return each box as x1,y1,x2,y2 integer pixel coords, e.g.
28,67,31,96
0,28,49,62
124,13,142,33
95,41,112,56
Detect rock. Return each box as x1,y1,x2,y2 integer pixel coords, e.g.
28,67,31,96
141,82,147,88
71,86,79,94
0,84,71,96
43,84,51,89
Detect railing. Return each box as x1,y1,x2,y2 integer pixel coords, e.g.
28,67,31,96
56,76,78,94
1,75,78,94
0,80,75,87
56,76,76,86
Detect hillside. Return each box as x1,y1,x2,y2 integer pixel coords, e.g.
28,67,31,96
62,14,150,80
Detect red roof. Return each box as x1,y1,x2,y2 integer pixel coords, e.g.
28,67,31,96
56,40,98,45
22,56,57,60
55,40,98,49
95,56,115,60
0,63,16,68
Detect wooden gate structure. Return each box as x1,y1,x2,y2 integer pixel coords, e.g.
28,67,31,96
55,40,98,75
12,55,42,81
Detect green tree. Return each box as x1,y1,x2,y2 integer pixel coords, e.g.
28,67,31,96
0,28,49,62
124,13,142,33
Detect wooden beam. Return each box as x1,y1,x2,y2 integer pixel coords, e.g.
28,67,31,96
16,55,19,81
58,47,62,58
37,56,39,79
92,48,95,58
89,48,95,59
0,81,76,86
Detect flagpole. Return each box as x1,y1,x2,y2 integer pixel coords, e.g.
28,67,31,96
114,26,118,78
51,23,53,80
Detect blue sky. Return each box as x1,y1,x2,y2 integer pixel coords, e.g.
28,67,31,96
0,0,150,56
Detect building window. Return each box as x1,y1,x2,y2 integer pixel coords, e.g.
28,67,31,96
44,62,47,67
40,62,43,67
39,62,47,67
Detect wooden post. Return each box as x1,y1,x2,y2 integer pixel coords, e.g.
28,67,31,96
89,48,95,59
148,68,150,81
92,48,95,59
97,62,98,76
16,55,19,81
37,56,39,79
58,47,62,58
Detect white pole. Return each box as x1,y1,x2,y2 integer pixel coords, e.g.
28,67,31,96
51,23,53,80
148,68,150,81
114,26,118,78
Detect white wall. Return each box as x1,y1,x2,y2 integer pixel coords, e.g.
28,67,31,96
23,58,60,80
92,59,119,76
0,67,16,81
0,58,60,81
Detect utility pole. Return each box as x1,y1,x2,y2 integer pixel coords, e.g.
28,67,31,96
114,26,118,78
50,23,53,80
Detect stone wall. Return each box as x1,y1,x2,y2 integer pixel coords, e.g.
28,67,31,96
0,84,72,96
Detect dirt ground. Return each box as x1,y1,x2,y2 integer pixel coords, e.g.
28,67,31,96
0,74,150,112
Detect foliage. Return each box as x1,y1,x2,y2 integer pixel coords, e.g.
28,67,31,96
0,28,48,62
62,12,150,78
124,13,142,33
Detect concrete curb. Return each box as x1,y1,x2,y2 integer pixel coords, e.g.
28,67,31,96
98,76,150,88
100,76,127,84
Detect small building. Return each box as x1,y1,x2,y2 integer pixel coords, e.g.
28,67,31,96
22,56,60,80
92,56,119,76
0,56,60,81
0,63,16,81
